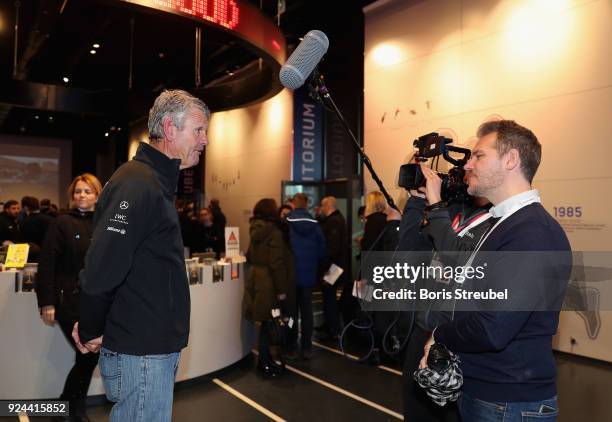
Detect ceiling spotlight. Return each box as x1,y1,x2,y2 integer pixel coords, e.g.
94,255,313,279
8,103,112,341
90,49,96,55
93,43,100,48
48,116,54,122
34,115,39,120
104,132,109,137
62,77,69,83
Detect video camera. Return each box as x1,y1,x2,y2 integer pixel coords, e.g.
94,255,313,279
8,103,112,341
398,133,471,204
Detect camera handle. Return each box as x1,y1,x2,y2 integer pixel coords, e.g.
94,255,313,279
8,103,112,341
308,68,399,211
442,145,471,167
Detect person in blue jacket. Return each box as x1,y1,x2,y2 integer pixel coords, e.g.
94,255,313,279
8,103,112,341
285,193,326,359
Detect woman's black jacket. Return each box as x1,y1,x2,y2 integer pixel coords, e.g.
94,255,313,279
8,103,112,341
36,209,94,321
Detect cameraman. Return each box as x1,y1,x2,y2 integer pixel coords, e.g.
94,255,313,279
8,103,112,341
419,121,571,421
393,164,492,422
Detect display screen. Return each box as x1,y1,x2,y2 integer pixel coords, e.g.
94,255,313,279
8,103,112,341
0,136,72,208
120,0,285,67
128,0,240,29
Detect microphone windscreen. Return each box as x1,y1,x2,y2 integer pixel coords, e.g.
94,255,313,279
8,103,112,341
279,30,329,90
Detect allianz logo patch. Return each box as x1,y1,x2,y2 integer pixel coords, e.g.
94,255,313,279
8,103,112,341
107,226,126,235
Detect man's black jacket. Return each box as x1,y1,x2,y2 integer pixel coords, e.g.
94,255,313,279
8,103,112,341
78,143,190,355
320,209,348,271
0,213,20,243
21,212,53,247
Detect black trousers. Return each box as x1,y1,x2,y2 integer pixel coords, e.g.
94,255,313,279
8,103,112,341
338,280,359,326
57,318,99,414
258,321,272,364
402,324,460,422
296,287,313,350
321,281,341,335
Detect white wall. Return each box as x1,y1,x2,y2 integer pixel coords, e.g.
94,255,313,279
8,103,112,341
364,0,612,361
205,90,293,250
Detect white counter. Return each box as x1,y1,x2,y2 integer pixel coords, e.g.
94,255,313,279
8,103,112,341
0,263,254,399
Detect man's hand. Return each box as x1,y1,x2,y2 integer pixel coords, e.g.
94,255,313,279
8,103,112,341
419,164,443,205
84,336,103,353
419,334,435,369
40,305,56,327
72,322,103,354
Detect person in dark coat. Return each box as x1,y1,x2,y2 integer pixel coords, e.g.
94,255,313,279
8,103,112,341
209,198,227,255
244,198,295,377
192,207,223,258
361,191,388,252
21,196,53,260
36,173,102,421
0,199,21,245
318,196,348,338
40,198,59,218
359,191,391,364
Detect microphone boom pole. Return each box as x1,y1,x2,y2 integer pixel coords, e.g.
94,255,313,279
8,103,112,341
309,69,398,211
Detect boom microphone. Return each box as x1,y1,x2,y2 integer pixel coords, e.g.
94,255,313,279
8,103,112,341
279,30,329,90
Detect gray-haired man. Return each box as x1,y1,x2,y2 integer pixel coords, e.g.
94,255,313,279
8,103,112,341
74,90,209,421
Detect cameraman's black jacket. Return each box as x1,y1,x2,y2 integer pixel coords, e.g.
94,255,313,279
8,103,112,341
385,196,492,330
386,196,491,255
78,143,190,355
423,205,492,253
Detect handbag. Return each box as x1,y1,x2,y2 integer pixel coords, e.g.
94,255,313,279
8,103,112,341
268,302,293,347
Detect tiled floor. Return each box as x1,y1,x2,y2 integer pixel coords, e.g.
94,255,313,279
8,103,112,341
84,346,612,422
3,302,612,421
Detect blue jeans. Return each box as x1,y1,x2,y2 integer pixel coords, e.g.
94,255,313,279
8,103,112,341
459,392,558,422
99,347,180,422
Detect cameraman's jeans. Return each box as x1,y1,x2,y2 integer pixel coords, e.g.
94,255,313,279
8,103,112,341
459,392,558,422
99,347,180,422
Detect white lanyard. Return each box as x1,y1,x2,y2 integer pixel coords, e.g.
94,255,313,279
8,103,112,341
465,195,541,268
457,212,492,238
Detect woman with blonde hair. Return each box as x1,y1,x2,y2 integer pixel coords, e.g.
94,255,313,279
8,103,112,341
362,191,388,251
357,191,390,365
36,173,102,421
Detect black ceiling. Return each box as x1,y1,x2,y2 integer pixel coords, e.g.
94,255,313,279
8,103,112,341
0,0,374,140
